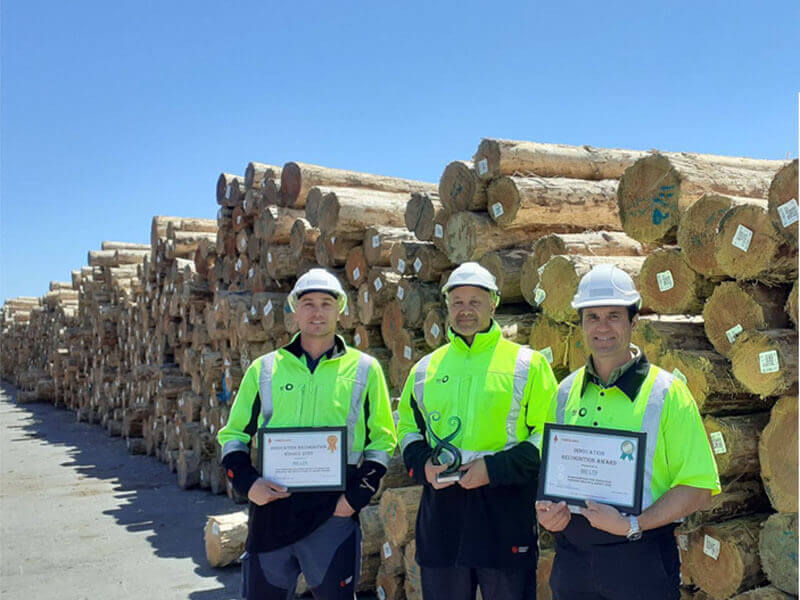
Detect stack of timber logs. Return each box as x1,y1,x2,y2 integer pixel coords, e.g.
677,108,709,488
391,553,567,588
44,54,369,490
2,146,796,600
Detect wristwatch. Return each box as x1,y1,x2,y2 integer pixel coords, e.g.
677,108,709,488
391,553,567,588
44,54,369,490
626,515,642,541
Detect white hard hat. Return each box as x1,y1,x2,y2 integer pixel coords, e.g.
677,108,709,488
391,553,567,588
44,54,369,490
287,268,347,313
442,262,500,305
571,264,642,310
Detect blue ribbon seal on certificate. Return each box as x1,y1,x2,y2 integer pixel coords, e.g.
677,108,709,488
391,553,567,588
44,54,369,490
620,440,635,460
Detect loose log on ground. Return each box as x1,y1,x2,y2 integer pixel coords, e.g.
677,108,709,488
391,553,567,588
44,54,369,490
683,479,771,529
438,160,487,211
279,161,434,208
486,175,620,230
478,247,531,303
536,255,645,323
617,152,783,244
364,226,416,267
767,159,799,247
678,194,765,278
318,188,410,236
714,203,798,284
520,231,643,305
684,514,769,600
631,316,710,364
758,395,799,513
204,510,248,567
474,139,648,181
380,486,422,546
758,512,798,595
703,413,770,477
660,349,772,415
639,248,714,314
730,329,798,397
405,192,445,242
703,282,790,358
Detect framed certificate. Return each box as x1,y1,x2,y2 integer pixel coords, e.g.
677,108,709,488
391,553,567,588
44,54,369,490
537,423,646,515
257,426,346,492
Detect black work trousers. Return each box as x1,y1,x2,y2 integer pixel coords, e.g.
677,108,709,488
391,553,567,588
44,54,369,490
550,533,680,600
420,565,536,600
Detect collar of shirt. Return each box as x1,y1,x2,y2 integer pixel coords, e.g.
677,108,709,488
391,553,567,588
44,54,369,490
447,320,501,353
582,345,650,401
284,333,347,370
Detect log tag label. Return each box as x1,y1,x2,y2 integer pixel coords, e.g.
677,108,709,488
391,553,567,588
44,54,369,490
397,286,405,300
414,257,423,273
703,535,721,560
672,368,687,384
343,305,350,316
656,270,674,292
352,267,360,281
250,306,257,317
396,258,406,273
477,158,489,176
372,234,381,248
678,534,688,552
264,301,273,316
248,268,255,279
374,278,383,292
709,431,727,454
540,347,554,364
383,542,392,558
363,290,369,303
491,202,505,218
725,324,743,344
236,215,242,225
731,225,753,252
778,198,799,227
431,323,441,338
354,333,361,347
758,350,780,373
331,236,336,246
377,586,386,600
236,258,242,270
404,346,412,360
534,287,546,305
434,224,444,238
267,252,273,263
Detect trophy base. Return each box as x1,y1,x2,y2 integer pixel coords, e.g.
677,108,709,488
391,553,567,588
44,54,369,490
436,471,463,484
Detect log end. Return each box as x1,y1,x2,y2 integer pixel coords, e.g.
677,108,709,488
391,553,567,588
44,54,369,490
279,161,301,207
768,159,799,247
439,161,477,212
474,138,501,181
617,154,681,244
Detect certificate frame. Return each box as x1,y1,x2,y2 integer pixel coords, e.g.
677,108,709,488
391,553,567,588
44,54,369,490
537,423,647,515
257,426,347,493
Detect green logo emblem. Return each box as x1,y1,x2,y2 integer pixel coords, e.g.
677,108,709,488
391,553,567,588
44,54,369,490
620,440,635,460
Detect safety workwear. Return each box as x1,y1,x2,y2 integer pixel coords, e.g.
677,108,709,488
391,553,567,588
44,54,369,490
441,262,501,306
571,264,642,310
287,268,347,313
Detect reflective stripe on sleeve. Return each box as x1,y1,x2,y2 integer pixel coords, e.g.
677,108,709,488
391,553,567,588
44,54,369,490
364,449,391,467
258,351,277,425
640,368,673,510
221,439,249,459
401,432,425,453
413,353,433,416
508,347,534,446
347,353,374,465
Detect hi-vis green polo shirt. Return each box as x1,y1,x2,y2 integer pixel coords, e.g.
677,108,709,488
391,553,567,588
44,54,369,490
548,352,720,512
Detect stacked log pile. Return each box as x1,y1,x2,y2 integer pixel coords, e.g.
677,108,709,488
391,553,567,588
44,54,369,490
1,146,796,600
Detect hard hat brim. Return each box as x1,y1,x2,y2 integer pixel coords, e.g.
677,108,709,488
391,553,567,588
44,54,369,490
571,298,642,310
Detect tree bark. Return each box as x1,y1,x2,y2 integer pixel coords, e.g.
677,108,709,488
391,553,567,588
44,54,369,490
487,175,620,230
204,510,248,567
703,282,790,358
318,187,410,236
731,329,798,397
380,486,423,546
438,160,487,211
758,395,799,513
617,152,784,244
404,192,446,242
474,139,648,181
683,479,771,529
631,316,710,364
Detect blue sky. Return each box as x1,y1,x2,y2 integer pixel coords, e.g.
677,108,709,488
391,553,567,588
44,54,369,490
2,0,798,300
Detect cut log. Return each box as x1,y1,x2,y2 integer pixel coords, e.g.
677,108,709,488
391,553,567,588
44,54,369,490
536,255,645,323
617,152,783,244
216,173,244,206
494,312,537,345
703,282,790,358
380,486,422,546
703,413,770,477
390,241,431,276
786,280,798,328
244,161,281,191
204,510,248,567
758,395,799,513
520,231,643,306
439,160,487,212
758,512,798,595
631,316,710,364
289,218,319,260
474,139,648,181
360,504,385,556
678,194,765,278
538,549,555,600
279,161,434,208
262,206,304,244
345,246,368,288
363,226,416,267
684,514,769,600
731,586,795,600
375,565,404,600
660,349,772,415
478,247,531,303
714,203,798,284
442,211,579,263
380,539,405,577
263,245,298,281
639,248,714,314
318,187,410,236
405,192,445,242
528,316,572,379
404,539,422,600
408,245,452,283
767,159,799,247
353,324,383,352
730,329,799,397
486,175,620,230
392,328,428,371
381,301,404,350
315,234,360,268
683,479,771,529
396,280,441,329
422,307,448,348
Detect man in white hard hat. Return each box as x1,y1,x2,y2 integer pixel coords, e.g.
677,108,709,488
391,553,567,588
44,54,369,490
397,262,558,600
218,268,397,600
536,264,720,599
